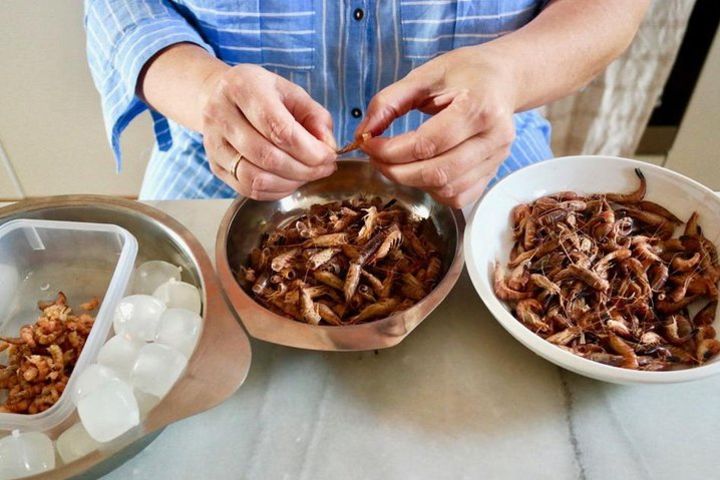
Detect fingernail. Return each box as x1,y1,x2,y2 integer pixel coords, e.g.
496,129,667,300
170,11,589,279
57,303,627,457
323,132,338,150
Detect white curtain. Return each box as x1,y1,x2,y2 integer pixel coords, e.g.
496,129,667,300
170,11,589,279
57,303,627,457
545,0,696,157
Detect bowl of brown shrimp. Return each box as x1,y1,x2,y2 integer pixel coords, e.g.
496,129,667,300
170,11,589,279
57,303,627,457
216,160,466,351
465,155,720,384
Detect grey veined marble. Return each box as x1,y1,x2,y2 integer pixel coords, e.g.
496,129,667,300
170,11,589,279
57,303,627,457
103,200,720,480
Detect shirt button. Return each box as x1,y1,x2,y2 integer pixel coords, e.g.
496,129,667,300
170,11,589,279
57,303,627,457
353,8,364,21
351,108,362,118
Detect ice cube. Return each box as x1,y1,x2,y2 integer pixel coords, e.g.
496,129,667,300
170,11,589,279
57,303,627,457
134,389,161,419
131,260,182,296
0,430,55,478
77,378,139,443
155,308,202,357
97,335,144,381
73,363,119,405
55,422,101,464
153,280,202,315
113,295,166,341
130,343,187,398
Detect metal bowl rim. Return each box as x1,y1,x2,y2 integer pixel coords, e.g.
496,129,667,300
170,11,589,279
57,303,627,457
215,161,466,333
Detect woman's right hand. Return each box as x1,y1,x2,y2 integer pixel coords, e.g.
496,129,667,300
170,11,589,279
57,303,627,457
200,64,337,200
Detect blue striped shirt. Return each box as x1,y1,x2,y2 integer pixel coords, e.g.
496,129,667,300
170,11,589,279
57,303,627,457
84,0,552,200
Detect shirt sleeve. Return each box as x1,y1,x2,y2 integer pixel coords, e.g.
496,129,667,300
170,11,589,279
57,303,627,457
84,0,215,171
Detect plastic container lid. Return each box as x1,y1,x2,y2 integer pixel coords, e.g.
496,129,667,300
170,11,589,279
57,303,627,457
0,219,138,432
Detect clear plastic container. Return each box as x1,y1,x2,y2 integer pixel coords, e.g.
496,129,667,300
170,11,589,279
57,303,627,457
0,219,137,432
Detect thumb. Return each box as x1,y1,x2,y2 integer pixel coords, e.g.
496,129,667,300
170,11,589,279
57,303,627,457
356,76,427,138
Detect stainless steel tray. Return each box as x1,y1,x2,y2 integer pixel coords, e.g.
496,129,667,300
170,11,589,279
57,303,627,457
0,196,252,479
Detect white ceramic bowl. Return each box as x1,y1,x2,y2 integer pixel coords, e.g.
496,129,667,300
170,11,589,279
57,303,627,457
465,155,720,384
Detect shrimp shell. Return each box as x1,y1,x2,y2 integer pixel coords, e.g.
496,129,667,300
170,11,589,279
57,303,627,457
697,339,720,362
252,272,270,296
607,317,632,338
357,207,378,242
336,132,371,154
512,204,531,225
635,201,683,224
424,256,442,285
507,259,530,290
665,345,696,364
633,241,663,263
555,265,610,292
373,224,403,263
671,252,701,272
694,301,717,326
639,332,664,347
307,248,339,270
648,263,669,291
493,263,532,301
37,291,67,311
300,288,322,325
545,327,580,345
523,218,537,250
530,273,561,296
664,315,693,345
515,299,549,332
317,303,343,326
401,273,426,301
19,326,36,348
344,263,362,303
594,249,632,276
380,270,395,299
607,333,639,369
684,211,700,237
584,352,625,367
80,298,100,311
304,233,349,247
606,168,646,203
331,208,360,232
657,296,698,314
403,228,428,257
271,248,299,272
361,269,384,295
348,298,400,324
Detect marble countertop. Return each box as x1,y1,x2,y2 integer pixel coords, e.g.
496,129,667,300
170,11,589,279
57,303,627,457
99,200,718,480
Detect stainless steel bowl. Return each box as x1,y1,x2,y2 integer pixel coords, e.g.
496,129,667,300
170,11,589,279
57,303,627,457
0,196,251,479
216,160,465,351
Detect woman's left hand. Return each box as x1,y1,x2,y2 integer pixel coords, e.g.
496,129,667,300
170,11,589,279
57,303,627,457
357,46,519,209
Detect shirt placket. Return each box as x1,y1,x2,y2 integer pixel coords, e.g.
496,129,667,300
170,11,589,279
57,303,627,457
343,0,369,144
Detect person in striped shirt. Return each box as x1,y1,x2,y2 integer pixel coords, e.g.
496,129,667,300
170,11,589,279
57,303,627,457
84,0,648,207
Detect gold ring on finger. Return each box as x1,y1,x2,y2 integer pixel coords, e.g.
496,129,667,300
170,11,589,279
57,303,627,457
231,153,245,180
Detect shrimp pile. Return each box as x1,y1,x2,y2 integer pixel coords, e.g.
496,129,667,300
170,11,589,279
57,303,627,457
0,292,97,414
495,169,720,370
238,196,444,325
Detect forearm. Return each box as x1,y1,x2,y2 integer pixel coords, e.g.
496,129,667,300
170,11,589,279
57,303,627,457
484,0,650,111
138,43,229,132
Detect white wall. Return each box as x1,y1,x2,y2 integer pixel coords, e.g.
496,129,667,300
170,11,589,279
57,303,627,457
0,1,153,200
665,27,720,190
